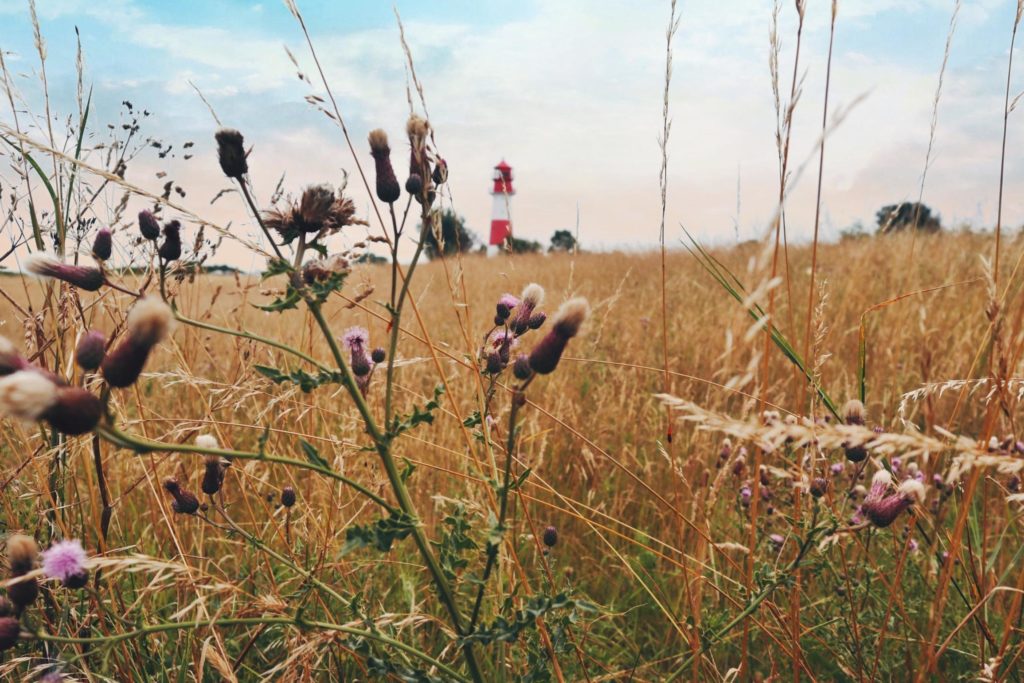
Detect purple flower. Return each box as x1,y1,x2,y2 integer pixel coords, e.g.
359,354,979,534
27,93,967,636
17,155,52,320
498,293,520,310
342,326,369,352
41,539,88,587
768,533,785,548
830,462,844,476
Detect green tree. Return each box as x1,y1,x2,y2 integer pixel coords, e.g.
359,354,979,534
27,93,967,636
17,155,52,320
507,236,542,254
424,210,478,259
875,202,941,234
549,229,577,252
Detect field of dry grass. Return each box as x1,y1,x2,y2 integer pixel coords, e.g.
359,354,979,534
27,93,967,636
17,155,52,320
3,229,1024,680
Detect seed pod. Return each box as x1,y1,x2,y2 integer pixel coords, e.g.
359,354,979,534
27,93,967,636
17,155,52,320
215,128,248,179
42,387,104,435
91,228,113,261
371,347,386,364
542,526,558,547
138,210,161,240
280,486,297,508
75,330,106,371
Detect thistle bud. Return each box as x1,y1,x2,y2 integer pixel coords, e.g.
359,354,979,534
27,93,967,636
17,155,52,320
496,302,511,321
138,210,161,241
528,298,588,375
163,477,200,514
75,330,106,371
158,220,182,261
91,228,113,261
485,351,503,375
511,354,532,380
809,477,828,499
405,173,423,196
42,386,104,435
201,455,228,495
25,254,104,292
0,617,20,652
101,297,173,388
542,525,558,547
280,486,297,508
371,347,386,364
368,129,401,204
528,311,547,330
215,128,248,179
6,534,39,611
351,351,371,377
431,157,448,186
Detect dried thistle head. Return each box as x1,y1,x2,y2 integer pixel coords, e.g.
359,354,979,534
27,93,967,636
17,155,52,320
215,128,248,179
138,210,161,241
43,386,104,435
158,220,182,262
263,186,365,244
528,297,590,375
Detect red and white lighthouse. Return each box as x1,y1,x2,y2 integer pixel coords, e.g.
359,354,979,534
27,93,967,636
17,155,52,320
488,160,514,251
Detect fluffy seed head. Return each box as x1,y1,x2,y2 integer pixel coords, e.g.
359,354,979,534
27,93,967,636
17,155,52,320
196,434,219,450
7,534,39,575
0,370,58,421
215,128,248,178
520,283,545,308
25,254,104,291
368,128,390,156
127,297,174,347
898,479,926,503
843,399,866,426
551,297,590,338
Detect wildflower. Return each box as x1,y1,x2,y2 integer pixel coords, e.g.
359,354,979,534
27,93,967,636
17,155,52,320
0,617,20,652
528,311,547,330
195,434,219,450
91,228,113,261
343,326,372,377
405,173,423,196
201,454,228,495
6,534,39,611
264,185,365,244
740,486,752,506
368,129,401,203
215,128,248,179
862,475,925,528
281,486,297,508
138,210,161,241
371,347,386,364
542,526,558,547
25,254,104,292
498,293,520,310
101,297,174,388
512,354,532,380
163,477,200,514
768,533,785,548
406,114,430,181
0,370,58,421
511,283,545,334
484,352,503,374
75,330,106,371
528,297,589,375
158,220,182,261
731,451,747,478
43,386,104,435
41,539,89,589
810,477,828,499
830,461,844,476
0,336,29,375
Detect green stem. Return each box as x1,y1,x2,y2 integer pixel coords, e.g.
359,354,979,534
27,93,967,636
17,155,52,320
237,180,286,262
34,616,468,682
95,423,394,512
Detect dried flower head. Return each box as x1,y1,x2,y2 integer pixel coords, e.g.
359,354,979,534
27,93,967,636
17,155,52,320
368,129,401,203
809,477,828,499
138,210,161,241
432,157,448,186
101,297,174,388
0,370,58,421
202,454,228,495
41,539,88,588
215,128,248,179
163,477,200,514
264,186,365,244
92,228,113,261
302,254,350,284
158,220,182,261
25,254,104,291
75,330,106,371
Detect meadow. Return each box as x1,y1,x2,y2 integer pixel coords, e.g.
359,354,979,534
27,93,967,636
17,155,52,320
2,1,1024,681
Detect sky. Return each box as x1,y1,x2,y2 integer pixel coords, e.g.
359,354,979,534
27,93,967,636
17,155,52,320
0,0,1022,268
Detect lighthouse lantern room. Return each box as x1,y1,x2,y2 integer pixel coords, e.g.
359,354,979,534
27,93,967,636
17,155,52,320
488,160,515,249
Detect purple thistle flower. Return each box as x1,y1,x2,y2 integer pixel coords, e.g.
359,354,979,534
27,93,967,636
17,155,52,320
768,533,785,548
740,486,752,506
342,326,369,352
830,462,845,476
41,539,88,588
499,293,520,310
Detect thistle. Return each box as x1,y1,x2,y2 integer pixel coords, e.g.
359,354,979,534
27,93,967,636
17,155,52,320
101,297,174,388
511,283,545,335
25,254,104,292
6,534,39,612
0,370,58,422
342,326,373,381
280,486,297,508
163,477,200,514
542,526,558,548
158,220,182,261
368,129,401,203
43,386,104,435
0,617,20,652
264,186,365,244
202,454,229,495
432,157,448,186
91,228,113,261
41,539,89,589
138,210,161,241
215,128,248,179
75,330,106,371
528,297,589,375
862,477,926,528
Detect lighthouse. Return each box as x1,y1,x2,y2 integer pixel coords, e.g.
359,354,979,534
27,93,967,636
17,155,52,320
488,160,514,253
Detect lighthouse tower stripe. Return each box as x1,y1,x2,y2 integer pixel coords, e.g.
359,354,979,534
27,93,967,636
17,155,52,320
489,160,515,246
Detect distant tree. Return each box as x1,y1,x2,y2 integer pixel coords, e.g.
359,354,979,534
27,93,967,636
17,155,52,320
839,221,868,241
424,210,477,259
353,252,388,265
549,229,577,253
507,236,542,254
875,202,941,234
